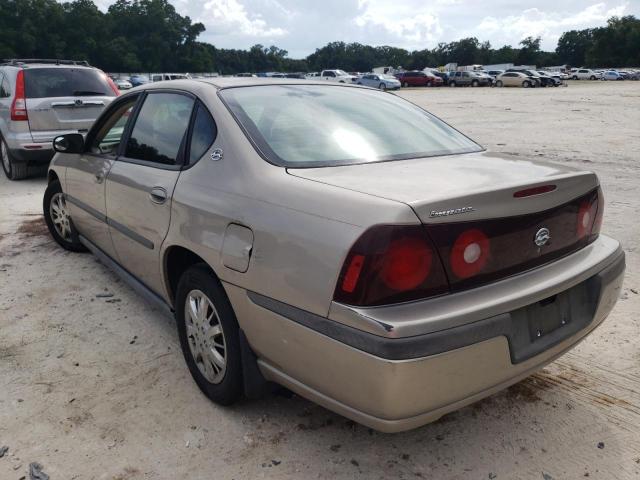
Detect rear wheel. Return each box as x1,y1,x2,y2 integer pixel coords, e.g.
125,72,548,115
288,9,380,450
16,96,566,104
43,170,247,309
43,179,86,252
402,82,409,88
471,80,479,87
1,136,28,180
449,81,456,87
176,264,243,406
590,75,596,80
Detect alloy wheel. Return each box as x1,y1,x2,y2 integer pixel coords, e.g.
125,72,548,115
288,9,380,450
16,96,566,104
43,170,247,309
184,289,227,384
49,193,72,241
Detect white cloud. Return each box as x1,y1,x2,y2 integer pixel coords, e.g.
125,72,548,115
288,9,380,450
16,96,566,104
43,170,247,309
200,0,287,37
477,2,629,49
353,1,444,47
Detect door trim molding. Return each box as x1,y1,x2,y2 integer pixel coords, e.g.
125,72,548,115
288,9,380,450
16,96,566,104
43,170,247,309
65,193,154,250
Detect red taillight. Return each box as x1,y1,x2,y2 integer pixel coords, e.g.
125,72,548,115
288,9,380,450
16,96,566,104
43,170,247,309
577,190,599,240
449,229,490,279
591,188,604,238
10,70,28,121
102,71,120,96
334,225,448,307
341,254,364,293
380,237,432,290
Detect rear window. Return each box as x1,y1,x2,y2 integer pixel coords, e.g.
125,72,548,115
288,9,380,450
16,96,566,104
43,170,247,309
24,68,115,98
221,85,482,167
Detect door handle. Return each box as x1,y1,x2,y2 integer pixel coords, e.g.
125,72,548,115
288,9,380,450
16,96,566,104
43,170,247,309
149,187,168,204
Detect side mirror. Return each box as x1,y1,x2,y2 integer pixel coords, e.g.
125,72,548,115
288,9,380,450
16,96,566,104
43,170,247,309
53,133,84,154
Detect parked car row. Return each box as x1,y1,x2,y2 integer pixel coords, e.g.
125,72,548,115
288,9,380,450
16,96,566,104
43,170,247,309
568,68,640,80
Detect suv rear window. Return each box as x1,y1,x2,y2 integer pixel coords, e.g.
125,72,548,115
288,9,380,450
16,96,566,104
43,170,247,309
24,68,115,98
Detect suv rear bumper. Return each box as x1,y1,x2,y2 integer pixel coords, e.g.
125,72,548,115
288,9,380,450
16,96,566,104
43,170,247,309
226,235,624,432
9,144,54,165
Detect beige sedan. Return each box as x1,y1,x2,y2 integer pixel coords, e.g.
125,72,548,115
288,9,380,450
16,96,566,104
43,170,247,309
495,71,536,88
43,79,624,432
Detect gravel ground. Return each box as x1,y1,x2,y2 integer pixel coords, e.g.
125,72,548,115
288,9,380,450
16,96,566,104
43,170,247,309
1,81,639,480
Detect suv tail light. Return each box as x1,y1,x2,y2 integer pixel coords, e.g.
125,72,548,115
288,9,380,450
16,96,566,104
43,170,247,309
102,71,120,96
10,70,28,121
333,225,449,307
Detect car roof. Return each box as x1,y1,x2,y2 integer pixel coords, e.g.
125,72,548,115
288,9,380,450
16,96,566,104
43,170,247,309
139,77,361,91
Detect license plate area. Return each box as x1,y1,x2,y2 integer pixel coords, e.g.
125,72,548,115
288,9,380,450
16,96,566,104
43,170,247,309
526,293,571,341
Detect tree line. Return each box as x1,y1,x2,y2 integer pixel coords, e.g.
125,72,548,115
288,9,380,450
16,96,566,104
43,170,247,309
0,0,638,74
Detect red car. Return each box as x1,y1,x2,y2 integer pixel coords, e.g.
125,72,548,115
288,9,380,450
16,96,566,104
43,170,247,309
395,71,443,87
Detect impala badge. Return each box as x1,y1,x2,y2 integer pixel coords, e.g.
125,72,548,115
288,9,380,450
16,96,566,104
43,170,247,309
429,206,474,218
534,228,551,247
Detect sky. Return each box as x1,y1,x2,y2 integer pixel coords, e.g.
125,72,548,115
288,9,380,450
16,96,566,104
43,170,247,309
95,0,640,58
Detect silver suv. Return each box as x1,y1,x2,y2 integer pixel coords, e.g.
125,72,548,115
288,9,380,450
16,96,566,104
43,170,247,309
0,59,117,180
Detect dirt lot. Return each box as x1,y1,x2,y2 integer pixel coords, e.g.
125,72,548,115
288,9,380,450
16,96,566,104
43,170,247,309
1,81,639,479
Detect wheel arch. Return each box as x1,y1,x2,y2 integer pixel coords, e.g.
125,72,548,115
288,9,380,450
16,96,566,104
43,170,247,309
48,169,59,184
164,245,218,306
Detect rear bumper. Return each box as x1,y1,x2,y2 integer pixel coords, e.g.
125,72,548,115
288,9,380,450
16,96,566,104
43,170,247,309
9,145,54,165
227,235,624,432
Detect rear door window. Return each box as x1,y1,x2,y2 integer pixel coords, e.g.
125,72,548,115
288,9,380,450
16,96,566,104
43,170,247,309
124,92,194,166
24,68,115,98
188,103,217,165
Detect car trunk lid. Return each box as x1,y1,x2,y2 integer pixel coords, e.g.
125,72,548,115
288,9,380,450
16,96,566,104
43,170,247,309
289,151,602,291
287,151,598,222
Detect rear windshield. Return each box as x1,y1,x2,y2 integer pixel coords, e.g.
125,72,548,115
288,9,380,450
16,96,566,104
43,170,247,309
24,68,115,98
221,85,482,167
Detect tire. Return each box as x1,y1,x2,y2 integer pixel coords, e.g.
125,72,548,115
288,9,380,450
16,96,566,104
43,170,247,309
176,264,243,406
471,80,479,87
571,75,578,80
590,76,596,80
495,80,503,87
43,179,87,252
379,83,386,91
523,80,531,88
357,82,362,85
1,135,28,180
449,81,456,87
402,82,409,88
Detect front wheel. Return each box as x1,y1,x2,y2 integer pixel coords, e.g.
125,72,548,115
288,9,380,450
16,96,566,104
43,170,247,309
176,265,243,406
449,81,456,87
495,80,503,87
590,75,596,80
523,80,530,88
402,82,409,88
379,83,386,91
471,80,479,87
43,179,87,252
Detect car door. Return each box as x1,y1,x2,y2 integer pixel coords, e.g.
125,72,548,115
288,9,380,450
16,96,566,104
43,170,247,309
104,90,195,294
64,94,140,259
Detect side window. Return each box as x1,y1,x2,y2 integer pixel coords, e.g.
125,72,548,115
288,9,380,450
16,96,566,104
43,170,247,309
89,96,138,155
188,103,217,165
0,73,9,97
124,92,194,165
